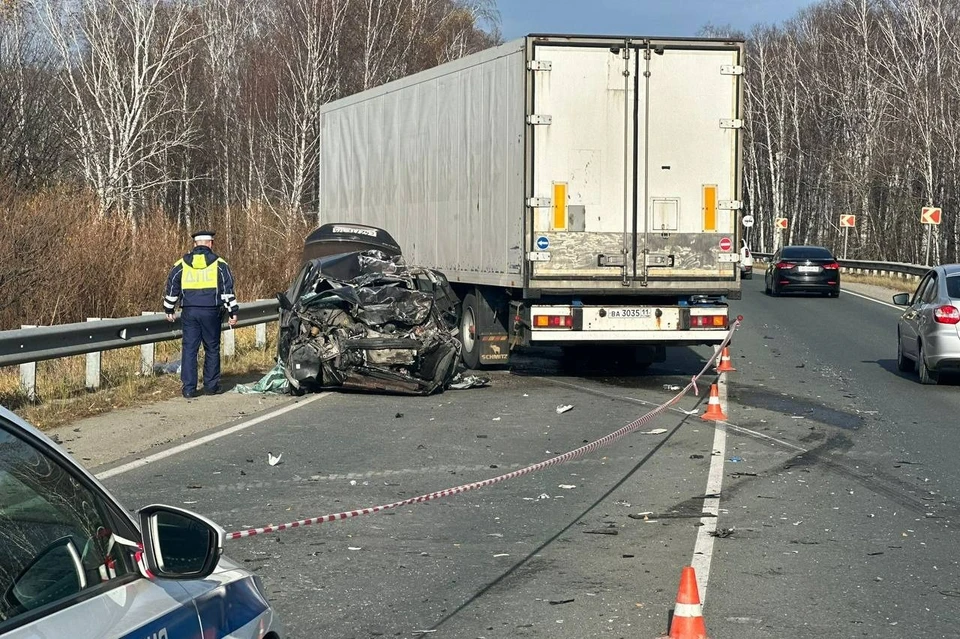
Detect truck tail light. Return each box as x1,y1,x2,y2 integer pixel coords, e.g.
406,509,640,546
934,305,960,325
690,315,727,329
533,314,573,329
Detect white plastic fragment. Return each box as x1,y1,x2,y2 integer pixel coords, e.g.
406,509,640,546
641,428,668,435
558,484,577,489
556,404,574,414
268,452,282,466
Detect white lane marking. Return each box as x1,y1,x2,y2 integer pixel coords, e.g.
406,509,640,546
688,372,729,604
96,393,329,480
841,287,903,310
691,419,725,604
540,374,814,606
542,374,726,602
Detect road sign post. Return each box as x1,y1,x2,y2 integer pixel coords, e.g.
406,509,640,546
839,214,855,259
921,206,942,266
773,217,788,252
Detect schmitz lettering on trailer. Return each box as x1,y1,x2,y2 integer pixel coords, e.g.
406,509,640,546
332,225,378,237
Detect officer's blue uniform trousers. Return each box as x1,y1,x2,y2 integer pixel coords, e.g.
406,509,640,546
181,307,222,393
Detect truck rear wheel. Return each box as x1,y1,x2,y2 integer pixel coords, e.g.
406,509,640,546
459,292,482,369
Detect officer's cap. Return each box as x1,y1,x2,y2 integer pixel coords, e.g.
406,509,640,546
192,230,215,242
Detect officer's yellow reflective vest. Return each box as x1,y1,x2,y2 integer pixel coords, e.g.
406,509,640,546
181,254,221,290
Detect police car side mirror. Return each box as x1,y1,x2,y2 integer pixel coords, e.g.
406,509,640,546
138,505,224,580
892,293,911,306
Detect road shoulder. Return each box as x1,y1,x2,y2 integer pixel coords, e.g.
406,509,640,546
842,280,904,303
49,391,291,471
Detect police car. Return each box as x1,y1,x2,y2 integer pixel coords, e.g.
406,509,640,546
0,405,283,638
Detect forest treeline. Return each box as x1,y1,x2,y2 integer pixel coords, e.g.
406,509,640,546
2,0,957,329
0,0,499,328
737,0,960,264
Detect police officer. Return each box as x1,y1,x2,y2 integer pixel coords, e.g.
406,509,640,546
163,231,239,398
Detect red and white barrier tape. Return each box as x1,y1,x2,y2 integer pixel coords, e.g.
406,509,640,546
224,319,741,541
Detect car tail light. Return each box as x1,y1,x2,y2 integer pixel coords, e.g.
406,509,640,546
823,262,840,270
533,314,573,329
690,315,727,329
934,305,960,325
776,262,795,270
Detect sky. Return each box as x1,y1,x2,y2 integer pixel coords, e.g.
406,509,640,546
497,0,822,40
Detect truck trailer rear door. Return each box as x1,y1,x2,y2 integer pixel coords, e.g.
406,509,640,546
528,41,638,284
636,43,742,284
527,39,742,289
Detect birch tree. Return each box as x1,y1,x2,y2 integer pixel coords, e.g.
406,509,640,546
38,0,201,223
200,0,265,240
0,2,65,189
259,0,348,227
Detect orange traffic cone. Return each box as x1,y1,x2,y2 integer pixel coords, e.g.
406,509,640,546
660,566,709,639
715,347,736,373
700,384,727,421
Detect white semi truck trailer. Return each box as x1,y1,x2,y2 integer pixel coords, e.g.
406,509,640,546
317,34,745,368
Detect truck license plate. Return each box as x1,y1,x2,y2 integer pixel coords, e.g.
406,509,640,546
608,308,651,319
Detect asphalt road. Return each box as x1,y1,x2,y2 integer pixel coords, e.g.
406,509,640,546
100,276,960,639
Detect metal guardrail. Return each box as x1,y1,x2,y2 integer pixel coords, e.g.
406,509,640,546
753,254,929,279
0,300,279,368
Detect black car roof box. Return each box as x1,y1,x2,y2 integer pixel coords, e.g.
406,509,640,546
303,223,402,262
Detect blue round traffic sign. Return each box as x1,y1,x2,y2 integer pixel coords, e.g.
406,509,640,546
536,236,549,250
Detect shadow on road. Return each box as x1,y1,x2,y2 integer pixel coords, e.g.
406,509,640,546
864,358,960,385
505,345,716,393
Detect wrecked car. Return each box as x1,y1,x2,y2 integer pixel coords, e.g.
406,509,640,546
276,224,462,395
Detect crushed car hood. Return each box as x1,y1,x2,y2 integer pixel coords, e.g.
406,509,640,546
277,250,462,395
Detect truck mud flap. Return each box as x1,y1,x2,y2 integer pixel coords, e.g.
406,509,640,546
479,335,509,365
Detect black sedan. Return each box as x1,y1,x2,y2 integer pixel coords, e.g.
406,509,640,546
764,245,840,297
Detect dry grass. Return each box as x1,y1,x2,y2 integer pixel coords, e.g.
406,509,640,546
0,188,309,330
840,272,917,293
0,325,279,431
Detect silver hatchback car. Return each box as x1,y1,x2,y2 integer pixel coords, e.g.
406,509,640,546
0,405,283,638
893,264,960,384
